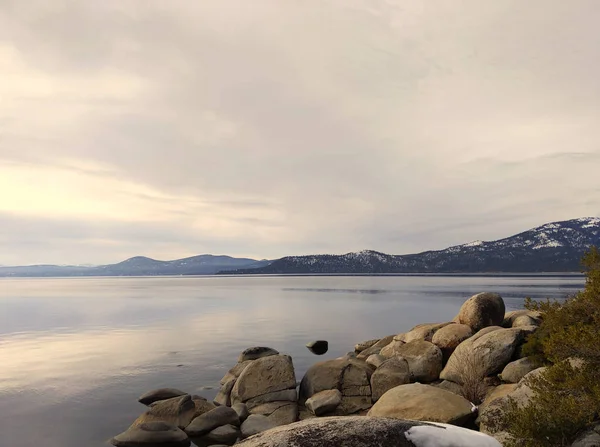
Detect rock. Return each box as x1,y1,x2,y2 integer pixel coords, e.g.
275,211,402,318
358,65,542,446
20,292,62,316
571,426,600,447
232,403,249,422
250,401,299,426
500,357,538,383
245,389,297,410
192,395,217,418
184,406,240,437
477,384,518,421
215,361,252,406
393,340,443,383
431,324,473,361
397,322,452,343
234,416,501,447
334,396,372,415
138,388,188,406
305,389,342,416
356,335,395,359
440,327,526,384
306,340,329,355
240,414,277,438
502,310,542,328
456,292,506,332
299,358,368,397
379,340,405,358
355,339,380,353
238,347,279,362
368,383,475,425
231,355,296,404
132,395,196,430
111,421,191,447
365,354,386,369
434,380,463,396
201,424,241,446
370,357,410,402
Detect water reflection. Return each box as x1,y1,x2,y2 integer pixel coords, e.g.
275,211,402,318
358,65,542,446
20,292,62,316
0,275,584,447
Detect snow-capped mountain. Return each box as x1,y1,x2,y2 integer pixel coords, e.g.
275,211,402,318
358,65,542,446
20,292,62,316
225,217,600,274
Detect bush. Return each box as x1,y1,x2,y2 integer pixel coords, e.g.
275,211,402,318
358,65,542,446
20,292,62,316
452,348,488,404
496,246,600,447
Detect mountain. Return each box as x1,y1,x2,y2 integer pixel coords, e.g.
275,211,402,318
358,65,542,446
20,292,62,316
223,217,600,274
0,255,271,277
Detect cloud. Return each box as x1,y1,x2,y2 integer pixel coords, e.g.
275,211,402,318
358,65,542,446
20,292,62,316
0,0,599,264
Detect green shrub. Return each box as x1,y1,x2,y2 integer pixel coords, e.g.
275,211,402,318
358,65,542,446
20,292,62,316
496,246,600,447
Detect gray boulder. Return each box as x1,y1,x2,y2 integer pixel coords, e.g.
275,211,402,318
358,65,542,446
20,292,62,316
240,414,277,438
571,426,600,447
215,361,252,406
191,395,217,419
456,292,506,332
238,347,279,362
379,340,405,358
370,357,410,402
231,355,296,404
234,416,501,447
305,389,342,416
111,421,191,447
184,406,240,437
138,388,188,406
500,357,538,383
250,401,299,426
391,340,443,383
502,310,542,328
245,389,297,410
200,424,241,446
368,383,475,425
440,327,526,384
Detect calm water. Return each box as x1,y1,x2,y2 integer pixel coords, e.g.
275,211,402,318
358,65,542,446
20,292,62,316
0,275,583,447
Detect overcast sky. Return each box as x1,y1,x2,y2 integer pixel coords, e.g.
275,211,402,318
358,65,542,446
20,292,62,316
1,0,599,265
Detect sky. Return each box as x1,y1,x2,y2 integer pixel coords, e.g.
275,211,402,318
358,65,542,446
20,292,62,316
1,0,599,265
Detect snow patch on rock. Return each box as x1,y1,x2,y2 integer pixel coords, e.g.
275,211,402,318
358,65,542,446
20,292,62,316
404,422,501,447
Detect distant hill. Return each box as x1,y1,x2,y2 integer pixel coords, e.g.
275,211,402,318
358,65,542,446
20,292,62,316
222,217,600,274
0,255,271,277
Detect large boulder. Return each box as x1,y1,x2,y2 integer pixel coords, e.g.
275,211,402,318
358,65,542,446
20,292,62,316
502,310,542,328
191,395,217,418
231,355,296,404
396,322,452,343
370,357,410,402
368,383,475,426
305,389,342,416
184,406,240,437
111,421,191,447
366,354,386,369
500,357,538,383
476,384,518,426
200,424,241,445
379,340,405,358
456,293,506,332
234,416,501,447
138,388,187,406
355,339,380,353
440,327,526,384
132,395,196,430
571,425,600,447
356,335,395,359
244,389,297,411
391,340,443,383
431,324,473,361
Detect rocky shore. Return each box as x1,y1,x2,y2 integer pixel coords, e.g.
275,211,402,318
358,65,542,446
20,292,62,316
110,292,545,446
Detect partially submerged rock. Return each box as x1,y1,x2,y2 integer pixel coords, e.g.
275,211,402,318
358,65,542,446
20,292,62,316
234,416,500,447
132,395,196,430
111,421,190,447
138,388,188,406
184,406,240,437
368,383,475,426
306,340,329,355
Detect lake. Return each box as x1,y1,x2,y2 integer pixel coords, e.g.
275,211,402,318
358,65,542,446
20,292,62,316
0,275,584,447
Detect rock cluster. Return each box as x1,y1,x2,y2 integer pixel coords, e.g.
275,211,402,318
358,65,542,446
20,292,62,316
111,293,546,446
